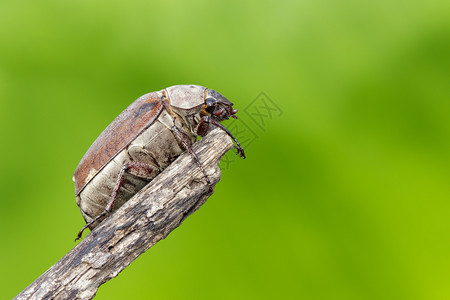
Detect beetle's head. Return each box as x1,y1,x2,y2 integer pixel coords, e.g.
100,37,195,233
202,89,238,121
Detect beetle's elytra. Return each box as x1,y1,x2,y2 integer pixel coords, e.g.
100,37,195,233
74,85,245,240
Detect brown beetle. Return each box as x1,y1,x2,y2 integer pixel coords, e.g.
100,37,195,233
73,85,245,240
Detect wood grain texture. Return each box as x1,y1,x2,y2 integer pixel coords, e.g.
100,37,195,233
15,128,233,300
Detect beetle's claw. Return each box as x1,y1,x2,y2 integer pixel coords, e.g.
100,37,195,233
75,231,83,242
75,227,86,242
233,146,246,159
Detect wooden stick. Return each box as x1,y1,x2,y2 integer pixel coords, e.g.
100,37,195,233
15,128,233,300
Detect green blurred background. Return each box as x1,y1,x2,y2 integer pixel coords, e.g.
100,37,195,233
1,0,449,299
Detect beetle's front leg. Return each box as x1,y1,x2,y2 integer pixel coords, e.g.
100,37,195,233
171,126,213,192
75,161,157,241
198,116,246,158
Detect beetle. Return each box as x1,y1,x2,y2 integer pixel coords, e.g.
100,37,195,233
73,85,245,240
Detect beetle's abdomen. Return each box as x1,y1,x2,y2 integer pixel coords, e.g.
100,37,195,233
76,109,188,228
73,91,164,196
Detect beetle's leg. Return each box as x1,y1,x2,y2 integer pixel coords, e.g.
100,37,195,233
76,211,107,241
171,126,213,192
199,116,246,159
106,161,156,212
75,161,157,241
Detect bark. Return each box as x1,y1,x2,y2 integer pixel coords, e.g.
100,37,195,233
15,128,233,300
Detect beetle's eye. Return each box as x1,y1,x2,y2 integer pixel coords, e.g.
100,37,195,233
205,98,216,113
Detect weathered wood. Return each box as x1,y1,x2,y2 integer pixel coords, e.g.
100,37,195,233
15,128,233,300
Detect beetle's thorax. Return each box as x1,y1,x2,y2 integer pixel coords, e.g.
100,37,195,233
165,85,206,112
168,103,203,137
165,85,207,136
